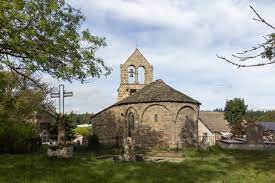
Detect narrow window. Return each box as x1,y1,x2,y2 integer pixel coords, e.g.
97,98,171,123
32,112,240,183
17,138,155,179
128,113,135,137
138,67,145,84
154,114,158,122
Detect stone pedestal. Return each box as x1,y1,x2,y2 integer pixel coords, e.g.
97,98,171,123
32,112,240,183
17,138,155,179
47,146,73,158
58,116,65,145
123,137,135,161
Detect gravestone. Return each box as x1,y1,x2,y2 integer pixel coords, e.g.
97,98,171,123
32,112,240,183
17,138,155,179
123,137,135,161
245,124,264,144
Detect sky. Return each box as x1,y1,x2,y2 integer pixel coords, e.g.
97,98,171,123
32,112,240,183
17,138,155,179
44,0,275,114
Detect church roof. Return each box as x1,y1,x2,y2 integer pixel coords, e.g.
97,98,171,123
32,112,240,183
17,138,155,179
114,79,201,106
91,79,200,119
199,112,230,132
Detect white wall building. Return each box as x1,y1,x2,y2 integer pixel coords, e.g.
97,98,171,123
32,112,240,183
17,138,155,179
198,112,231,146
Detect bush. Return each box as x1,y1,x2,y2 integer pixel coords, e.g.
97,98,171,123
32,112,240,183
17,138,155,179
0,121,40,153
74,126,92,137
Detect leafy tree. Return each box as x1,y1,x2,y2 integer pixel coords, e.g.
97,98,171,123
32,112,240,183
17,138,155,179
0,71,53,122
0,120,40,153
73,112,93,125
0,0,111,85
224,98,247,124
64,114,76,141
74,126,92,137
213,108,224,112
244,110,275,122
218,6,274,67
224,98,248,137
245,110,266,121
258,111,275,121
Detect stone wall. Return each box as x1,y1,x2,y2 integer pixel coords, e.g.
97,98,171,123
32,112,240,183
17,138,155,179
92,102,199,150
117,49,153,101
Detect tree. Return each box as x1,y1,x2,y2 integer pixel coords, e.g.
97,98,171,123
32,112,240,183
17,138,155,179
217,6,275,67
213,108,224,112
0,0,111,86
0,71,53,122
258,111,275,122
73,112,93,125
224,98,247,137
224,98,247,124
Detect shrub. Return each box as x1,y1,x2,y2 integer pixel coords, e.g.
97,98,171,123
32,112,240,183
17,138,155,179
0,121,40,153
74,126,92,137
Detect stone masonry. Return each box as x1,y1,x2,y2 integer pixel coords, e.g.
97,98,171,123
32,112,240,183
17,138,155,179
117,49,153,101
92,101,199,149
92,49,201,150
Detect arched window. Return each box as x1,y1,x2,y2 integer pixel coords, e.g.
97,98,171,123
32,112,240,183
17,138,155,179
128,113,135,136
154,114,158,122
138,67,145,84
128,66,135,83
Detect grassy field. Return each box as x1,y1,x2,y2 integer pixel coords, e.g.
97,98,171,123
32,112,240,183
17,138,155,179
0,147,274,183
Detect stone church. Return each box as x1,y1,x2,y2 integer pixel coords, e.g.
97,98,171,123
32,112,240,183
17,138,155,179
91,49,201,149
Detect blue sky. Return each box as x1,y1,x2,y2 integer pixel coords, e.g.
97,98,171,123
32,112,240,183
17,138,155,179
44,0,275,113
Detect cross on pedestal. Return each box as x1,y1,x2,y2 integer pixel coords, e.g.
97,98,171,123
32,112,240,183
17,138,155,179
50,84,73,115
50,84,73,145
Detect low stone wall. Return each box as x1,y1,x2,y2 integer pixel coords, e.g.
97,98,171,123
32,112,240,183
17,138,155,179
219,140,275,150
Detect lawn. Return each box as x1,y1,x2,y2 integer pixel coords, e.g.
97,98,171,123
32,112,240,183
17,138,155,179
0,147,274,183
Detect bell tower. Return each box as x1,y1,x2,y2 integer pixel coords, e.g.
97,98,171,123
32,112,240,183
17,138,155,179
117,49,153,101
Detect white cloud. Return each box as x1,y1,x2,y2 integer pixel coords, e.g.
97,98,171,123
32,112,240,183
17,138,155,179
52,0,275,113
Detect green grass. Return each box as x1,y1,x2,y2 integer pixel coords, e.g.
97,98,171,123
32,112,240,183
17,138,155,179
0,147,274,183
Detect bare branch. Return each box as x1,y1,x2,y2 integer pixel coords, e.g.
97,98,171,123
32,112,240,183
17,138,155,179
217,54,275,68
232,53,262,60
250,5,275,30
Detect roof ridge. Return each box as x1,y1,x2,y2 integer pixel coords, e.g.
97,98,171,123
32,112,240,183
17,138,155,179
115,79,201,106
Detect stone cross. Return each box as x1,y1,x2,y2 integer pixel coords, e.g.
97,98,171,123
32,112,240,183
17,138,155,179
50,84,73,145
50,84,73,115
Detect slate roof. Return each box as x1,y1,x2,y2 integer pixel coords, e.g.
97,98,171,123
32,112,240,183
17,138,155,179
199,112,230,133
115,79,201,106
91,79,200,119
256,122,275,131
